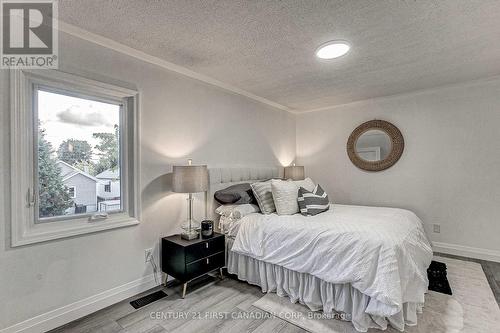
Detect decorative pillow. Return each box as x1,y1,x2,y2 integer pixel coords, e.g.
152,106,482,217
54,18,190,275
251,180,276,214
293,177,315,192
271,180,299,215
215,204,260,219
298,184,330,216
214,183,256,205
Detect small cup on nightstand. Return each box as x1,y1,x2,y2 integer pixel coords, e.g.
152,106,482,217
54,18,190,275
201,220,214,238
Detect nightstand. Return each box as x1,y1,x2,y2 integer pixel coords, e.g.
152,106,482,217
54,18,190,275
161,232,225,298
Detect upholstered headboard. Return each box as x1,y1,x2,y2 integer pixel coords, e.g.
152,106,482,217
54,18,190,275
206,167,283,223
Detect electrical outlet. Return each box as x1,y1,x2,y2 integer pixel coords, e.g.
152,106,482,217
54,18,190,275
433,224,440,233
144,248,153,263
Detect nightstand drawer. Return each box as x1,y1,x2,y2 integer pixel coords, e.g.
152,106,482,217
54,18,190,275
185,236,225,263
186,251,225,280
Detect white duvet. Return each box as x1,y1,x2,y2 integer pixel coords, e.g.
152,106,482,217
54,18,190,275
231,204,433,318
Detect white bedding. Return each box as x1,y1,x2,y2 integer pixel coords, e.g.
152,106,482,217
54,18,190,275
231,204,433,321
219,215,240,237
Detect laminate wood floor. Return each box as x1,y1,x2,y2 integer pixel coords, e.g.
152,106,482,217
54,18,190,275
50,253,500,333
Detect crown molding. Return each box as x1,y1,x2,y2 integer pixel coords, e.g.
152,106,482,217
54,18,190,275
297,74,500,115
59,21,500,116
57,21,293,113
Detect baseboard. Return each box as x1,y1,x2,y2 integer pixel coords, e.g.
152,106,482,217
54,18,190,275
0,273,160,333
433,241,500,263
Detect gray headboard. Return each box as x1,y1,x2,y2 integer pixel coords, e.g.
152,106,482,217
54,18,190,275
206,167,283,222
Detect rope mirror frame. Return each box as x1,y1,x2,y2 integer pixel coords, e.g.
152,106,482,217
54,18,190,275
347,120,404,172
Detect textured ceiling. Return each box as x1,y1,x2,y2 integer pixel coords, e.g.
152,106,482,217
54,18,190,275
59,0,500,112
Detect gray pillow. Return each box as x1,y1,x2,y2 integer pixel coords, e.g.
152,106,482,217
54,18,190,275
297,184,330,216
251,180,276,214
214,183,256,205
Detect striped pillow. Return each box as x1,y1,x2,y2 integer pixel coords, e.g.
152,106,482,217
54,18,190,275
251,180,276,214
297,184,330,216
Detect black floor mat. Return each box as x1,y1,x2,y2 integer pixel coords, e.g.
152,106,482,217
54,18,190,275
427,260,452,295
130,290,167,309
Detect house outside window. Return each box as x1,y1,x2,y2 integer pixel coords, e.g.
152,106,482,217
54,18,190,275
96,169,121,212
55,160,100,215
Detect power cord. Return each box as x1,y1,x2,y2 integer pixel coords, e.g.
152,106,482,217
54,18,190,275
147,252,161,286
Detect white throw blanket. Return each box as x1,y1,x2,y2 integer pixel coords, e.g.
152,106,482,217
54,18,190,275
231,204,433,318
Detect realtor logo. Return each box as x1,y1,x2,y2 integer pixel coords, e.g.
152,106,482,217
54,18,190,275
1,0,58,68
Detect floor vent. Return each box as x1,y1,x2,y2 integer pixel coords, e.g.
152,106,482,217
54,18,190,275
130,290,167,309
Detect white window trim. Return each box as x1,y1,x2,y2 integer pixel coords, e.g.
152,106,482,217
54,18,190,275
10,69,141,247
68,186,76,199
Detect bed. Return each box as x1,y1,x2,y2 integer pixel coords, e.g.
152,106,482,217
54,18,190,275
207,167,433,333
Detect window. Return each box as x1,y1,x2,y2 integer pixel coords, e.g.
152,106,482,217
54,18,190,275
10,70,141,246
68,186,76,199
37,89,122,221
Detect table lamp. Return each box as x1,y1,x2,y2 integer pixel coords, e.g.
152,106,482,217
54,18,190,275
172,159,208,240
284,163,305,180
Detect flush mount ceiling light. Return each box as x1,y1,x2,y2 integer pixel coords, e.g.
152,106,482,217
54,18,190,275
315,41,350,60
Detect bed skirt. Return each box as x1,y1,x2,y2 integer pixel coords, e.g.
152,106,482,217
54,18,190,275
226,239,423,332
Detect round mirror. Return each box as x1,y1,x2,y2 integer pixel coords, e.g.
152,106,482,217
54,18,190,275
347,120,404,171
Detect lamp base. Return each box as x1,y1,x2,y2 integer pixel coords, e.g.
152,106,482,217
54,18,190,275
181,229,199,240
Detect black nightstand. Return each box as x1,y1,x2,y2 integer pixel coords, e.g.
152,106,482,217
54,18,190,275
161,232,225,298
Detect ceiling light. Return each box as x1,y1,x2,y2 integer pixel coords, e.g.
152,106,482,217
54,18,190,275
315,41,350,60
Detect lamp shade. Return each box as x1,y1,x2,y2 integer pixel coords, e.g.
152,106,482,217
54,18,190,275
284,165,305,180
172,165,208,193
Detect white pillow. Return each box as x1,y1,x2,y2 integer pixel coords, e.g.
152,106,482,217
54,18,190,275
271,179,300,215
215,204,260,219
293,177,315,192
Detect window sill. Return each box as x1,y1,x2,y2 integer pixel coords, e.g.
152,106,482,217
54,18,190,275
12,213,140,247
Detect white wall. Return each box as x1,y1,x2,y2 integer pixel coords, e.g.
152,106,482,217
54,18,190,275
0,32,296,330
296,77,500,259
